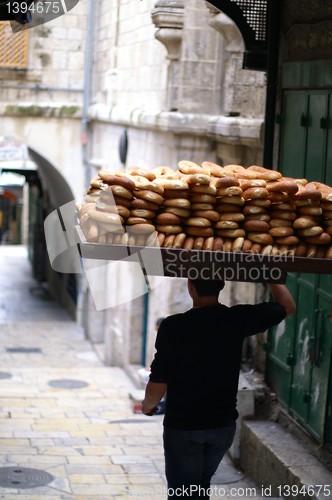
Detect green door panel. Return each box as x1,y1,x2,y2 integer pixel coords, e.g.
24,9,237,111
267,274,298,406
289,283,316,424
307,295,332,440
325,95,332,186
298,272,316,287
268,82,332,445
318,275,332,297
325,367,332,450
305,93,328,182
279,91,307,177
269,274,298,364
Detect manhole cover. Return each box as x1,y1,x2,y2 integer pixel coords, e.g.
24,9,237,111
6,347,42,354
0,372,12,379
48,379,89,389
0,467,54,489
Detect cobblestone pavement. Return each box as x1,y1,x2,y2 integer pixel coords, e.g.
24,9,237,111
0,246,279,499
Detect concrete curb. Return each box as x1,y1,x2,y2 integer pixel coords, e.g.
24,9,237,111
239,420,332,500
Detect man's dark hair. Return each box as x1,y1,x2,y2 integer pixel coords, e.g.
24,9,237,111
191,279,225,297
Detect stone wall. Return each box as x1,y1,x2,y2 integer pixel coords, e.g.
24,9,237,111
281,0,332,62
86,0,268,369
92,0,168,111
0,1,86,104
0,3,87,319
1,0,269,370
0,2,87,197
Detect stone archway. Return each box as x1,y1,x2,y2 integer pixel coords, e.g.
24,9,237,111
0,142,78,318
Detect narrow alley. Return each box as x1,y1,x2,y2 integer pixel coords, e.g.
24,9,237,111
0,245,277,499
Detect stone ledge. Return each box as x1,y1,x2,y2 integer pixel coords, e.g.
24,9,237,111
0,102,82,118
229,373,255,462
240,420,332,499
89,103,263,145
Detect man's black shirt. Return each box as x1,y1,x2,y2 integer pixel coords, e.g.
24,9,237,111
149,302,286,430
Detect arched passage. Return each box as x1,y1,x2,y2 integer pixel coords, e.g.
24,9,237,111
0,143,78,319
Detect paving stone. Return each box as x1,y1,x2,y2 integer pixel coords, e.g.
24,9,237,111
66,464,123,475
71,483,126,495
69,473,106,484
67,456,113,465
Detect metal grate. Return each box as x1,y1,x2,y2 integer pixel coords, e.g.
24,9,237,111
229,0,267,41
0,22,28,69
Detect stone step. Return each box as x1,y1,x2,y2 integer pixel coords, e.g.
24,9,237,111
240,420,332,500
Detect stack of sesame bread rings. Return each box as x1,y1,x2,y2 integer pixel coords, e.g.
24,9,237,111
77,161,332,259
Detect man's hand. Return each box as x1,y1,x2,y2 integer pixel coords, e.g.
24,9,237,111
141,403,158,416
142,381,167,416
268,284,296,317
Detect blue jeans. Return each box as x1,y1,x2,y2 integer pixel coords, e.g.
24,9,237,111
163,423,236,499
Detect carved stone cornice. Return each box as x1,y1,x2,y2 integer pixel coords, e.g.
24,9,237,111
206,3,243,52
151,1,185,60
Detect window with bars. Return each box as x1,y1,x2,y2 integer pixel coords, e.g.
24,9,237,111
0,22,28,69
208,0,271,70
229,0,268,42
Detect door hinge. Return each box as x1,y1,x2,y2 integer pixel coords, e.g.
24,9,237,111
303,391,311,404
286,353,295,366
300,113,308,127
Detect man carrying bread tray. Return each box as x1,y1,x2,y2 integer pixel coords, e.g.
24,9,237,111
142,278,296,499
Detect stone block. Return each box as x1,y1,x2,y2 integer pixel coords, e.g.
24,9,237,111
178,87,212,113
53,50,68,70
181,61,218,88
64,13,78,29
229,373,254,461
68,52,84,71
51,27,67,39
68,27,85,41
240,420,332,499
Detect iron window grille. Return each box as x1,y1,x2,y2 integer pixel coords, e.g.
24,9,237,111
207,0,271,70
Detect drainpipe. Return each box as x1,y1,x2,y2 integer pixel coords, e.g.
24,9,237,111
141,292,150,367
82,0,96,190
78,0,96,331
262,0,281,168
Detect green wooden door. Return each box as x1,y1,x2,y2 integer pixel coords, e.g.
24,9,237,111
307,282,332,441
326,359,332,451
267,273,297,405
279,90,307,178
304,93,328,181
289,276,317,427
267,86,332,447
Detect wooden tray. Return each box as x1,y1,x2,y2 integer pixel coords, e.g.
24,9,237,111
75,226,332,284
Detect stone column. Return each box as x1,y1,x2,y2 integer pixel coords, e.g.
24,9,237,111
206,3,244,116
151,1,185,111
